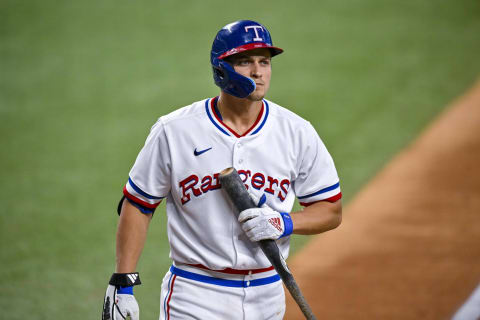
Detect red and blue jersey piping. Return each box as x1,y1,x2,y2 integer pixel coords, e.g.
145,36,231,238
205,97,269,137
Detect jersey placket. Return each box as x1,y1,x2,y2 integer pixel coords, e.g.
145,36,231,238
232,140,245,168
230,138,247,269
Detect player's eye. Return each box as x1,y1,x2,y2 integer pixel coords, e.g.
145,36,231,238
237,60,250,66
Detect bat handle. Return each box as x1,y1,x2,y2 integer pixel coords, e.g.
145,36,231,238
259,241,317,320
219,167,317,319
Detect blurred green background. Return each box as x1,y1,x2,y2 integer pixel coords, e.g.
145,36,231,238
1,0,480,318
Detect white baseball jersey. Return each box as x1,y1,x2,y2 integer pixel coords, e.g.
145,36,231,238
123,97,341,270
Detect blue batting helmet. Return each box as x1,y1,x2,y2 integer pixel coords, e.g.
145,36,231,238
211,20,283,98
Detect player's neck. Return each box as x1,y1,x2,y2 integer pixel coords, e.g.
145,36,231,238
217,92,263,135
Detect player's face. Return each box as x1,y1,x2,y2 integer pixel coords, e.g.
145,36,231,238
229,48,272,101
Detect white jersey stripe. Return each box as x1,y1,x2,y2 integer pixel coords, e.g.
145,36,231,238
297,182,341,204
297,182,340,199
250,100,269,135
205,98,230,136
124,182,162,208
128,177,163,199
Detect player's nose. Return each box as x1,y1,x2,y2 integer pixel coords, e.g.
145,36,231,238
250,62,262,78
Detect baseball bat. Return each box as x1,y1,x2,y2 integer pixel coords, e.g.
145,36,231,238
219,167,317,320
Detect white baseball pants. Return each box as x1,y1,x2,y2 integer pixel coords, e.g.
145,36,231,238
159,263,285,320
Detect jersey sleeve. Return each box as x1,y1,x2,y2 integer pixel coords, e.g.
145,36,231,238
123,119,171,213
293,122,341,206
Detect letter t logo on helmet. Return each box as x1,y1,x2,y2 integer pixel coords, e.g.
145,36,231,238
244,25,264,41
211,20,284,98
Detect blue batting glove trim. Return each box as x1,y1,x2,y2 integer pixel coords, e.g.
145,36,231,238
279,212,293,238
117,285,134,295
257,193,267,207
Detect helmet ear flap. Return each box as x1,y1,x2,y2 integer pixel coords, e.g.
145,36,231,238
213,60,255,99
212,58,229,88
214,67,225,81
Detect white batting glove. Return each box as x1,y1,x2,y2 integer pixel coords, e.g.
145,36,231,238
248,191,267,208
238,193,294,242
102,273,141,320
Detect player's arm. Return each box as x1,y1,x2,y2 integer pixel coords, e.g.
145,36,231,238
239,195,341,242
116,199,153,272
290,199,342,235
102,199,153,320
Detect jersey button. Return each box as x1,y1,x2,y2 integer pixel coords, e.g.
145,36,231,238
238,159,243,164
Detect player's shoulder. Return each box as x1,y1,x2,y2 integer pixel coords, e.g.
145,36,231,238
266,99,314,130
145,98,208,136
148,99,208,130
159,98,208,125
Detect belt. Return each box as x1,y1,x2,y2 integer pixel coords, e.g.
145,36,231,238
170,265,280,288
187,263,275,275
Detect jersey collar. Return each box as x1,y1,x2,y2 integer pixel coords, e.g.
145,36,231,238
205,97,269,137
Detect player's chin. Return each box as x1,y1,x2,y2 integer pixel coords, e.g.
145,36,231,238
248,90,266,101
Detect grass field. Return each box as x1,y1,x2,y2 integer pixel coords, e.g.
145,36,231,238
1,0,480,318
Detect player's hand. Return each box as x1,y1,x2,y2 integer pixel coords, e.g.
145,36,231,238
102,285,139,320
102,273,141,320
238,193,293,241
248,191,268,208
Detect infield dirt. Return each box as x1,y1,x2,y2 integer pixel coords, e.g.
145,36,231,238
285,80,480,319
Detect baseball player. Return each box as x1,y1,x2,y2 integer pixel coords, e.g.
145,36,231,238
102,20,342,320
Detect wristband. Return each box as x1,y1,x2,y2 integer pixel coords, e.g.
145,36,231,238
279,212,293,238
109,272,142,287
